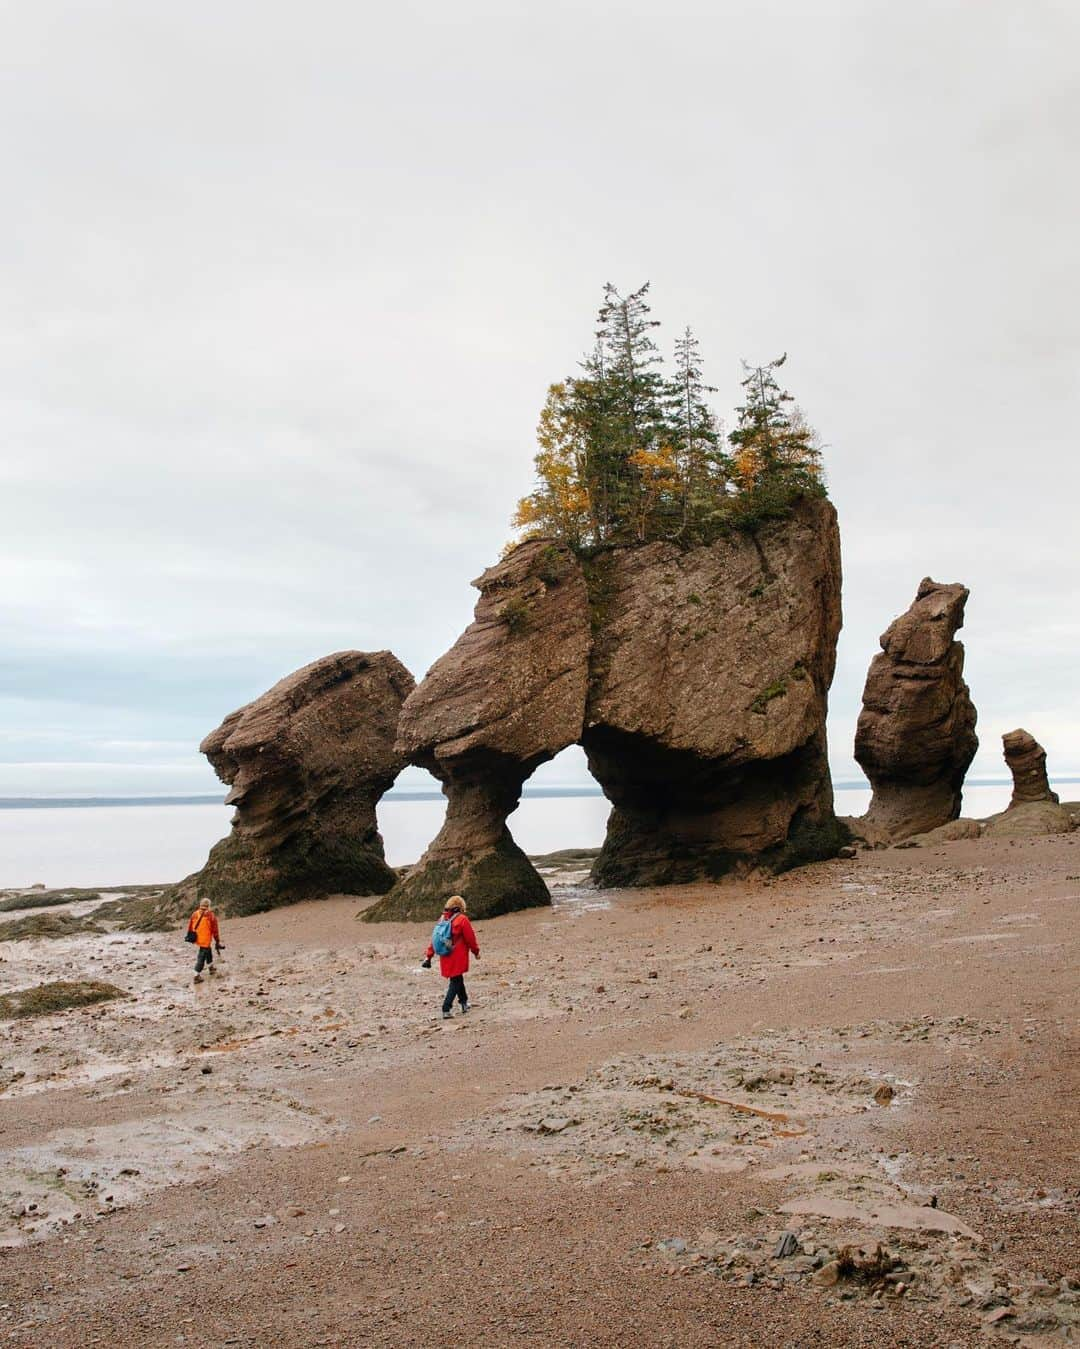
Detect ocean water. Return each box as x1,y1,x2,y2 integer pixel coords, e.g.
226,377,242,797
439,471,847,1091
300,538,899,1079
0,781,1068,890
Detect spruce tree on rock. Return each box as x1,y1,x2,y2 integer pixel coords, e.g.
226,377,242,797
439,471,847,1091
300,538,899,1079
668,327,727,539
511,287,827,551
729,354,824,517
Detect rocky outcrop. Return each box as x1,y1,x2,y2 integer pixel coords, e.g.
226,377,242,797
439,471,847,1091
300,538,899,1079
898,818,982,848
982,729,1072,838
363,541,591,921
852,579,978,844
1002,729,1058,806
982,801,1073,838
177,651,414,916
364,499,845,920
583,496,844,885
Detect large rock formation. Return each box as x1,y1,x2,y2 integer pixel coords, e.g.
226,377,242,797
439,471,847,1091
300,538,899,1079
583,496,844,885
852,579,978,844
982,729,1073,838
1002,729,1058,806
363,540,591,921
177,651,414,916
365,497,845,919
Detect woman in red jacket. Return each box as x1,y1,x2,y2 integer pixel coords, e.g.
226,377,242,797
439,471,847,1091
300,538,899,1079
422,895,479,1019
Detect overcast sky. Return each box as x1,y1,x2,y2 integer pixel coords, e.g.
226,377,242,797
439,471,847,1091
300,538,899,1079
2,0,1078,798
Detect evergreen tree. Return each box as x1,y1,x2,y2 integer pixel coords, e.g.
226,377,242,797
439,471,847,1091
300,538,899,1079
729,354,822,491
511,289,826,552
668,327,727,538
587,283,671,540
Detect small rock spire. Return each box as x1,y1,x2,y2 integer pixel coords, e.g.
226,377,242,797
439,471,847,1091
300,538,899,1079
1002,729,1058,806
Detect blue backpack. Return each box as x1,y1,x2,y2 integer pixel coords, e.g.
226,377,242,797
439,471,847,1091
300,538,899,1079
431,914,457,957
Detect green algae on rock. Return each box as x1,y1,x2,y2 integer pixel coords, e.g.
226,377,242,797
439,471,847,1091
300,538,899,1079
0,979,127,1019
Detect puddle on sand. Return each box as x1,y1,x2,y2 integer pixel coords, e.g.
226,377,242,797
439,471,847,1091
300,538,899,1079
778,1194,978,1237
936,932,1021,944
4,1049,179,1100
0,1091,337,1247
549,881,611,915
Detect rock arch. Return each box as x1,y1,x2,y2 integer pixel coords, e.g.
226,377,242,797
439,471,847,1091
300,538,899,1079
365,497,845,921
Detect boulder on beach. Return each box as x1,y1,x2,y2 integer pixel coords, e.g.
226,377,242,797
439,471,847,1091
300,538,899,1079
583,496,845,885
900,817,983,847
175,651,415,917
363,540,591,921
981,800,1074,838
851,578,978,845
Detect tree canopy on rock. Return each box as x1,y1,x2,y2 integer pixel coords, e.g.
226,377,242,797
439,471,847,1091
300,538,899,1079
512,283,827,551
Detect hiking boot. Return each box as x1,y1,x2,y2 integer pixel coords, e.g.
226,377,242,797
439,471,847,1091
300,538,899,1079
193,974,204,984
441,1010,452,1020
460,1003,470,1014
207,966,217,977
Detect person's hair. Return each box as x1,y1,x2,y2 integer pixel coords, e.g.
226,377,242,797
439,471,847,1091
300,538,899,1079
445,895,466,913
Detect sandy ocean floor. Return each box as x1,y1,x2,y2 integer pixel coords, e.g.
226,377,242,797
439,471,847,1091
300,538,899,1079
0,835,1077,1347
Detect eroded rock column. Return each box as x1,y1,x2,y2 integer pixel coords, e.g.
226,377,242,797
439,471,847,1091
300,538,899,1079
853,579,978,844
175,650,414,916
1002,729,1058,806
982,729,1073,838
364,540,591,921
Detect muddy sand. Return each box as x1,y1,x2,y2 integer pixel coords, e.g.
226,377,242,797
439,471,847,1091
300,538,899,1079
0,835,1077,1347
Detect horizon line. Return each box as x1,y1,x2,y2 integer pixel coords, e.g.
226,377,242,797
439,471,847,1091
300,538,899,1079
1,776,1077,810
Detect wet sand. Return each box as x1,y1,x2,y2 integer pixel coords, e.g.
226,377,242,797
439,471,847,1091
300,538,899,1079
0,835,1077,1347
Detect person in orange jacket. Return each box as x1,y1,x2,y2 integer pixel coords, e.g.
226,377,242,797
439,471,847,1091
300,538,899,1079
186,897,224,983
421,895,479,1018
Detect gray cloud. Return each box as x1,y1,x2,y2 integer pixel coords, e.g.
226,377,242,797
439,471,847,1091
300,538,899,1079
2,0,1078,797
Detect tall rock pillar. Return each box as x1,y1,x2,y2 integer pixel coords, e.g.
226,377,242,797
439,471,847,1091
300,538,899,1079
364,540,591,921
853,579,977,843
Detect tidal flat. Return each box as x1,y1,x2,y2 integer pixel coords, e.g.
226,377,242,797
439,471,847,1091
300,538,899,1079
0,833,1076,1346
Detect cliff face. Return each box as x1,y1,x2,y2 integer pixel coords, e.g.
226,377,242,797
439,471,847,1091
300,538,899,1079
178,651,414,916
583,496,844,884
365,498,845,919
363,540,591,921
853,579,978,844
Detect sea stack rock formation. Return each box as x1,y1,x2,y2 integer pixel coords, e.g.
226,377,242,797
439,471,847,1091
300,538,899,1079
365,497,845,919
583,496,844,885
364,540,591,921
179,651,414,916
982,729,1073,838
1002,729,1058,806
853,578,978,844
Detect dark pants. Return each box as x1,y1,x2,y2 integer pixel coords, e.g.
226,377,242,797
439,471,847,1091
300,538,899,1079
195,945,214,973
442,975,467,1013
